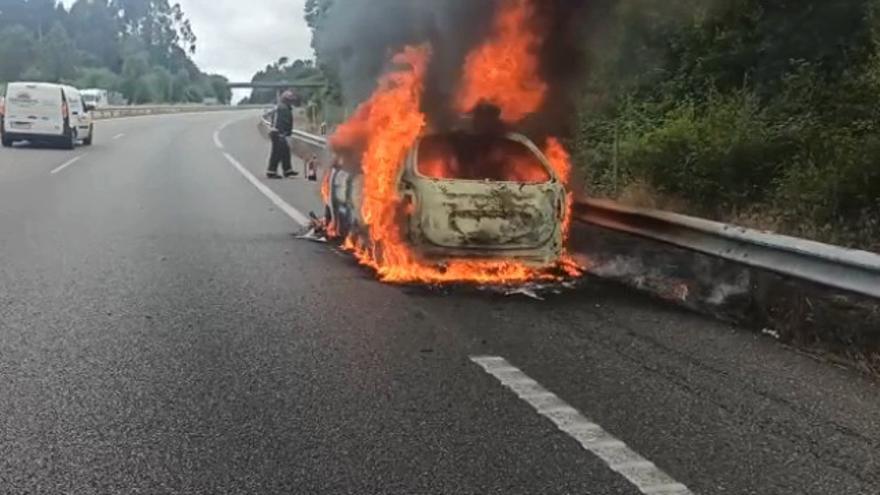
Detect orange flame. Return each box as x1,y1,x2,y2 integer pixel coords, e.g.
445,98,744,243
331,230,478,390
455,0,547,123
335,45,430,278
327,1,583,285
320,169,331,205
544,137,573,242
319,170,339,238
544,137,582,277
331,45,563,284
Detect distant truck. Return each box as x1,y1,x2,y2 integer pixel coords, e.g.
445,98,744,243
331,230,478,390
80,89,109,108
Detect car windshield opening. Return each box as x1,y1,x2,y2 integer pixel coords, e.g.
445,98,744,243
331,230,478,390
417,133,552,184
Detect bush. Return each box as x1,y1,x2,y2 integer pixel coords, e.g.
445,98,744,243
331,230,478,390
572,0,880,251
580,92,794,214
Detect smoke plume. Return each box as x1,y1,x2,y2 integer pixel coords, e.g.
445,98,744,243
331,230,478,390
312,0,590,137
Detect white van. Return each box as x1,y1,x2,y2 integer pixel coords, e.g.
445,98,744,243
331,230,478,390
1,82,94,149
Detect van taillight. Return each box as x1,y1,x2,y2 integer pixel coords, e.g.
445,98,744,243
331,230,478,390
0,99,5,116
62,101,69,119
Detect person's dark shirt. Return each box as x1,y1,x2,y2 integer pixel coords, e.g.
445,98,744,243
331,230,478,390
273,103,294,136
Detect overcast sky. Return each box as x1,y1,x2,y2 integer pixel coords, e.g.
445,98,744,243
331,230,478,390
177,0,313,81
61,0,314,84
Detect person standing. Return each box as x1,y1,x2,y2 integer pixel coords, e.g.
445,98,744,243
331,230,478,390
267,90,298,179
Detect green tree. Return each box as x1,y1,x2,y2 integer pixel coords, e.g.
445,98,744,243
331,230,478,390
143,65,173,102
247,57,323,105
67,0,122,70
36,23,77,82
121,52,150,101
207,74,231,104
183,84,202,102
303,0,352,109
0,24,36,81
74,67,123,91
111,0,197,63
0,0,62,40
20,66,45,81
0,0,221,105
572,0,880,249
171,69,189,102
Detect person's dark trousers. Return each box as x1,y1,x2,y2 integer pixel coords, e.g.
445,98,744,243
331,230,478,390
267,133,293,175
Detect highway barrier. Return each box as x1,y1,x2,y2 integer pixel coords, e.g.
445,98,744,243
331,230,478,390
276,120,879,371
575,200,880,300
92,104,266,120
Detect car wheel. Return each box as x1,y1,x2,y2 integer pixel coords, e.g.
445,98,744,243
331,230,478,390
82,126,93,146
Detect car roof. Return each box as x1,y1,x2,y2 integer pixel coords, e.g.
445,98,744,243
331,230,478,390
8,82,64,89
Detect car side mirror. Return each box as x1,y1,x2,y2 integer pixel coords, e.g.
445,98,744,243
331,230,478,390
84,104,96,112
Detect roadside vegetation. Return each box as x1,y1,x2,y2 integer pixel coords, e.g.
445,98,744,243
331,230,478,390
0,0,230,104
302,0,880,252
238,57,324,108
574,0,880,252
238,56,344,133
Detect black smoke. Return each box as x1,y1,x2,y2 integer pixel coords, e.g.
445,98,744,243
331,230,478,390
312,0,590,138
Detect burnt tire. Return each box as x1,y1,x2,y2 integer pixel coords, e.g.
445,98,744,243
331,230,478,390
82,126,93,146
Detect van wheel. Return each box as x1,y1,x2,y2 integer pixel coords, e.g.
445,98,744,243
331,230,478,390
82,126,93,146
63,129,76,150
1,136,11,148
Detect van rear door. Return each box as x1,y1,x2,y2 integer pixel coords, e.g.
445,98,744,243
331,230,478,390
63,87,91,135
3,83,65,137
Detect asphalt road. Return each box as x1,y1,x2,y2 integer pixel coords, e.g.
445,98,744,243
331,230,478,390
1,111,878,494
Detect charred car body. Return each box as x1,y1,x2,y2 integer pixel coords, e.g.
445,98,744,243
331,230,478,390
324,127,567,267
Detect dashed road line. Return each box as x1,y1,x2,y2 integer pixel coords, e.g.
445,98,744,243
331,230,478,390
50,154,86,175
221,151,309,226
112,133,125,140
470,356,695,495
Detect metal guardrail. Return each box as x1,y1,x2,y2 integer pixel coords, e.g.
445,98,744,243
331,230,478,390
92,104,265,120
260,109,329,146
284,128,880,299
291,129,328,148
576,200,880,299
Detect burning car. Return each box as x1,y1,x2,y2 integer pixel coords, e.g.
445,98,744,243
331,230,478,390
314,14,581,284
324,126,567,268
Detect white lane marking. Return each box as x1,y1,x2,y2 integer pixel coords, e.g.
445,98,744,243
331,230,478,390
112,133,125,140
470,356,695,495
50,154,86,175
222,152,309,226
213,119,237,150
